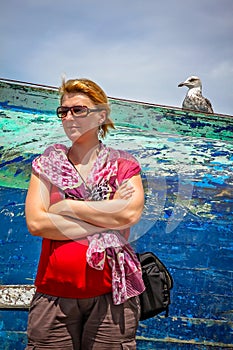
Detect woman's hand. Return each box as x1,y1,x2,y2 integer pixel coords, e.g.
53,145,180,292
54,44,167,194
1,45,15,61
114,180,135,200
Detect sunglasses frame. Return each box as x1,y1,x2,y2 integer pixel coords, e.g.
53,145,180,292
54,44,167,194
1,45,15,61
56,105,102,119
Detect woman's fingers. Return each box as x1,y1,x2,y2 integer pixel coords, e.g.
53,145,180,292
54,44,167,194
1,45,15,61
116,181,135,199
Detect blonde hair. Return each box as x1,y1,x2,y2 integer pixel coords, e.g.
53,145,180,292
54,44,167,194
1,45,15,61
59,78,115,138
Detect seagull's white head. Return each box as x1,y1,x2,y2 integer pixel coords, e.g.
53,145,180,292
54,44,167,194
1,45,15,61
178,76,202,90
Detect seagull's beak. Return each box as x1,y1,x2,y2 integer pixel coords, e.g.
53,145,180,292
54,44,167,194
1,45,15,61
178,82,185,87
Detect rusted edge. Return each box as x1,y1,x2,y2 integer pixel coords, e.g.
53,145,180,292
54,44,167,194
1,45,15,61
0,285,35,309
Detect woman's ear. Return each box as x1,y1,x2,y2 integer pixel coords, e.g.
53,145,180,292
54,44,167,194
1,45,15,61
99,109,107,124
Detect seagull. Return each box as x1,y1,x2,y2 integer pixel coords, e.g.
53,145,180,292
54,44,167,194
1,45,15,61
178,76,214,113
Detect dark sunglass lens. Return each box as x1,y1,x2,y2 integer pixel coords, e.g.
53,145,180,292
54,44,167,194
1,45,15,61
72,106,87,116
57,107,68,118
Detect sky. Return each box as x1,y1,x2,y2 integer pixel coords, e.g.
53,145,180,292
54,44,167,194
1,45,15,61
1,0,233,116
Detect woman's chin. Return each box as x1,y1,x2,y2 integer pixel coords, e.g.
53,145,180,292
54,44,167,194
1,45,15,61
66,129,98,144
65,130,81,142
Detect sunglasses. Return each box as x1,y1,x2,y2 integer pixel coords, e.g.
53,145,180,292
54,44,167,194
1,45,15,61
56,105,103,119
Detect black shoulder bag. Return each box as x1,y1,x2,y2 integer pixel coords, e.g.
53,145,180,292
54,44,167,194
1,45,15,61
137,252,173,321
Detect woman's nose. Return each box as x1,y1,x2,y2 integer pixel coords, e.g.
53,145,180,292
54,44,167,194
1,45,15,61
65,110,74,119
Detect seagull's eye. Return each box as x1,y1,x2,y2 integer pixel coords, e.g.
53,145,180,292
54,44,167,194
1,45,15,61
189,78,196,82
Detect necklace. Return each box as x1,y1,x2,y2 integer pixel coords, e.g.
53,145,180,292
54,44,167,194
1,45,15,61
67,143,100,165
67,143,101,185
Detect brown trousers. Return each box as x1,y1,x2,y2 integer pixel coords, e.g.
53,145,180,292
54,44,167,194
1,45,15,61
26,292,141,349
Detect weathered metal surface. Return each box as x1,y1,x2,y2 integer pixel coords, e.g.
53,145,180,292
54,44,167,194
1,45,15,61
1,78,233,143
0,285,34,309
0,78,233,349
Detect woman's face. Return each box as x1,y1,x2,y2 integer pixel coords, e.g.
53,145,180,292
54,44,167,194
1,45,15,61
60,93,106,144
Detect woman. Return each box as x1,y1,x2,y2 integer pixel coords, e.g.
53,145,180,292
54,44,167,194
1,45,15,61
25,78,145,349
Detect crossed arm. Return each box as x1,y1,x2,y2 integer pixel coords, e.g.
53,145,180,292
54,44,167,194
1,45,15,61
25,172,144,241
